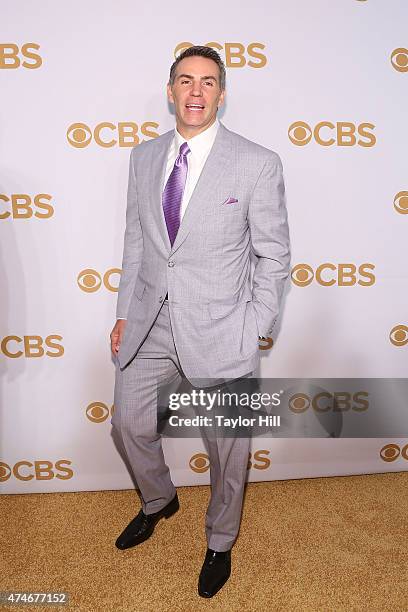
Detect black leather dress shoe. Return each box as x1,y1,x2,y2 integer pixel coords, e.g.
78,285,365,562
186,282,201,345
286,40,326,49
198,548,231,598
115,493,179,550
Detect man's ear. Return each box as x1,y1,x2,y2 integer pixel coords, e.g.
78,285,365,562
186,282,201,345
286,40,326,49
167,83,174,104
218,89,226,109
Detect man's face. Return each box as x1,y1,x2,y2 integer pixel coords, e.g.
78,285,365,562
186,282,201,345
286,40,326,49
167,55,225,136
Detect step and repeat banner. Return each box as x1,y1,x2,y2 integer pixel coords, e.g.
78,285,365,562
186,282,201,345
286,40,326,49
1,0,407,493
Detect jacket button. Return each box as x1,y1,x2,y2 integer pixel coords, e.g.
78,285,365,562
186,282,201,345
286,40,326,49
168,261,175,268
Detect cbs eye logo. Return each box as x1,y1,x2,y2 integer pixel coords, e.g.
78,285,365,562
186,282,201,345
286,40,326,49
379,444,408,462
174,42,267,68
0,43,42,69
288,121,376,147
86,402,115,423
189,453,210,473
0,335,64,358
0,460,73,482
394,191,408,215
77,268,121,293
66,122,159,148
189,450,270,473
291,263,375,287
0,194,53,220
389,325,408,347
289,392,369,413
390,48,408,72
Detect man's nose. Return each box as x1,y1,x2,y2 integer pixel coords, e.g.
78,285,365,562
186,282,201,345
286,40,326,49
190,80,203,96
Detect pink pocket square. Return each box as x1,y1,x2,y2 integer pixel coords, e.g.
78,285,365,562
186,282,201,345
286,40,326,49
223,197,239,205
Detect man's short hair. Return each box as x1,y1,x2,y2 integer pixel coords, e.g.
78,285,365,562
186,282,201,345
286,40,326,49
169,46,226,90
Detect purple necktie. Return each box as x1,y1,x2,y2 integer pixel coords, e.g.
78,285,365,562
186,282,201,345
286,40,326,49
162,141,190,246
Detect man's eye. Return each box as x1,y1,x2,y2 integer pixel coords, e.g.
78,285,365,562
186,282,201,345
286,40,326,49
204,81,214,86
181,80,190,84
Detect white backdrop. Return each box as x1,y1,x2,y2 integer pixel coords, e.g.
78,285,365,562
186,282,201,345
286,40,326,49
1,0,407,493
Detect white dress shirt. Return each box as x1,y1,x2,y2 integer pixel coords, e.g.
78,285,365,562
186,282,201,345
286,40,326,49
164,119,219,220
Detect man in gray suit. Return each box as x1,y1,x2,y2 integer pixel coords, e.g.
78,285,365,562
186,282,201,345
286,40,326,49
110,45,290,598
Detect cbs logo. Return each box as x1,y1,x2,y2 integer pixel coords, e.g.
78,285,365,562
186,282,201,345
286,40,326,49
66,122,159,148
189,450,270,473
247,450,271,470
77,268,121,293
289,392,369,413
189,453,210,473
0,194,53,219
0,336,64,358
0,43,42,69
174,42,267,68
0,460,73,482
393,191,408,215
389,325,408,347
86,402,115,423
288,121,376,147
390,48,408,73
379,444,408,462
291,263,375,287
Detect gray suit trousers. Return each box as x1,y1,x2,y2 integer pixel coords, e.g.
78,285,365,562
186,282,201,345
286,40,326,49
112,301,250,552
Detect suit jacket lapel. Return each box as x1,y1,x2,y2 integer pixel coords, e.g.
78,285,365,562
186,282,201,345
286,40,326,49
171,123,232,254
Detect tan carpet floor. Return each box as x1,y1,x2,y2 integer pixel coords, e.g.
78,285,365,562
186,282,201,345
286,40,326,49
1,473,408,612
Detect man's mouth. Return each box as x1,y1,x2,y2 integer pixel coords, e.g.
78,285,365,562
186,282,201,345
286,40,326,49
185,103,205,111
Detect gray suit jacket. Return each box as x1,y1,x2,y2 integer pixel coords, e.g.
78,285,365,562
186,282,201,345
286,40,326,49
116,122,290,381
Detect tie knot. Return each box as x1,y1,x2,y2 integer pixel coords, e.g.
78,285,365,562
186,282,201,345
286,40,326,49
179,142,190,157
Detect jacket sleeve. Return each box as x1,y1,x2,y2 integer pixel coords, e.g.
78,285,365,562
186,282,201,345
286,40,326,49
116,148,144,319
248,152,291,337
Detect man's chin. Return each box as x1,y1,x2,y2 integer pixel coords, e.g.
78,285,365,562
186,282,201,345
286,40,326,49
183,117,206,127
179,116,216,132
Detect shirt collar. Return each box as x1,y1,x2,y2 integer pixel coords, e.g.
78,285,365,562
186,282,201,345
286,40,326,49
174,119,219,159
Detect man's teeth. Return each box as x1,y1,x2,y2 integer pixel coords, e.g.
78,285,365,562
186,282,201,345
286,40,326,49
186,104,204,108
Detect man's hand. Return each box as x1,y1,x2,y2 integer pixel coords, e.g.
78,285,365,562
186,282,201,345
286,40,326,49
110,320,127,355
